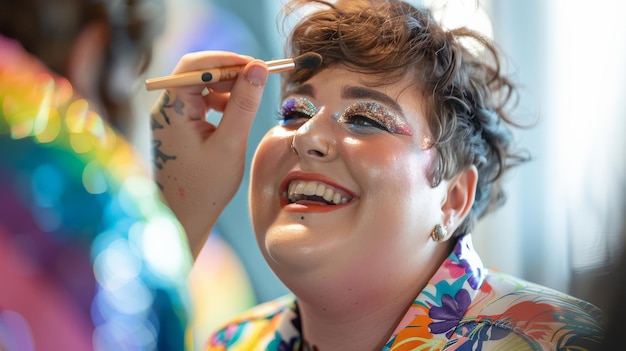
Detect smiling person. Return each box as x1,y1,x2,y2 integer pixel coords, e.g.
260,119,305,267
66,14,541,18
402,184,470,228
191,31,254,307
151,0,606,350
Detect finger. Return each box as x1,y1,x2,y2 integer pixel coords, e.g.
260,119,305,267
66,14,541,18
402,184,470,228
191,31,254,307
172,51,253,74
207,80,237,94
168,86,209,120
166,52,254,98
203,91,230,112
213,60,268,147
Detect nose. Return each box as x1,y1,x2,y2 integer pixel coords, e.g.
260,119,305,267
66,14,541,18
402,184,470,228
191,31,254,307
291,115,337,161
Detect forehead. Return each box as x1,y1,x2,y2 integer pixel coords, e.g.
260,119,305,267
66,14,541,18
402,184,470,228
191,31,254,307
286,67,426,117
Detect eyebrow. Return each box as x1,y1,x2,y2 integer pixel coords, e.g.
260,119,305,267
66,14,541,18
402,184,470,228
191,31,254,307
341,86,405,117
285,84,315,97
285,84,406,117
286,84,404,115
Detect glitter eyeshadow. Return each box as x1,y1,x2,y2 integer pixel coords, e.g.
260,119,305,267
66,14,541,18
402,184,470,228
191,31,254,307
338,101,413,136
281,97,319,118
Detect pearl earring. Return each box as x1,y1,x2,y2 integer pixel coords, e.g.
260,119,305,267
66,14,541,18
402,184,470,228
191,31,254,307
430,224,447,242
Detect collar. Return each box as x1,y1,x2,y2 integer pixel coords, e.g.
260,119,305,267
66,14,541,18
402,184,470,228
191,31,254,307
385,234,486,349
268,235,485,350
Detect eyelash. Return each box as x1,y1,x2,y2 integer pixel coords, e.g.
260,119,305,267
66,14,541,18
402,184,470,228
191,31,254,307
339,113,389,132
276,110,310,125
277,97,318,126
277,110,389,134
277,98,408,135
339,102,401,133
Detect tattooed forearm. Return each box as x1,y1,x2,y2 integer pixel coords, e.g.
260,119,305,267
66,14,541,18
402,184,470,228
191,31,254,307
151,113,164,130
152,139,177,170
152,138,176,191
151,91,184,191
151,91,186,130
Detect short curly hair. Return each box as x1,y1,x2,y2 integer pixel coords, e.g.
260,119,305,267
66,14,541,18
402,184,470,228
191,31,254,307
281,0,530,237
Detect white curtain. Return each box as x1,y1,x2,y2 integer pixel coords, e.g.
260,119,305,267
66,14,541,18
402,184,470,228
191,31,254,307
474,0,626,307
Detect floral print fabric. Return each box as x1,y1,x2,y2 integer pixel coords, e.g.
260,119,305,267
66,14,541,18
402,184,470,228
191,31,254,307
205,235,605,350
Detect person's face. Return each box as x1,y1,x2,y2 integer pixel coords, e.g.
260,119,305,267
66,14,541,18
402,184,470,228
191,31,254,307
250,67,451,298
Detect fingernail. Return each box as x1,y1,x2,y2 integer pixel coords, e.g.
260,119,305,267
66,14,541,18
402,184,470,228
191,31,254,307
246,64,267,87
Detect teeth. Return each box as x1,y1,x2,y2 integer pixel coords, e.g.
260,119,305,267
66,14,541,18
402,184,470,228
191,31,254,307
303,182,317,196
287,180,351,205
332,192,342,204
294,182,306,195
315,184,325,196
323,187,333,200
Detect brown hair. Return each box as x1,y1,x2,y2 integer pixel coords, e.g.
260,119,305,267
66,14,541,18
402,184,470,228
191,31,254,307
0,0,165,132
282,0,530,237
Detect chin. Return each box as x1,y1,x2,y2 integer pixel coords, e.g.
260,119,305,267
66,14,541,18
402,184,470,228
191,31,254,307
259,221,344,278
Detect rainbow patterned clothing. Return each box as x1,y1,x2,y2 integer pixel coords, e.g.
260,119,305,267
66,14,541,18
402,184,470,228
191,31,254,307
0,36,193,350
205,235,605,351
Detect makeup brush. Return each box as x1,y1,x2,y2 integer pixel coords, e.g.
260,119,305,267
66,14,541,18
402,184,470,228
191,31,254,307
145,52,323,91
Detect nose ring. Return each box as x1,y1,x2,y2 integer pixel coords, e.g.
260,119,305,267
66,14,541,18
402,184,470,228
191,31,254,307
290,140,297,154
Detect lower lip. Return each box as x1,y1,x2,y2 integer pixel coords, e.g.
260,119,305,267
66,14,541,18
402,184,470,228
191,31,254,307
280,200,353,213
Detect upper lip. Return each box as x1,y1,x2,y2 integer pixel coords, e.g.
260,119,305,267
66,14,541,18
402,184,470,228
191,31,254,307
280,171,356,205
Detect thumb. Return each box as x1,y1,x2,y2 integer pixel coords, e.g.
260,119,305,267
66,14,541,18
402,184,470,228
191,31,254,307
214,59,269,147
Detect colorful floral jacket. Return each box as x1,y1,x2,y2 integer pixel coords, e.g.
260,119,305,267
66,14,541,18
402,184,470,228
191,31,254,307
205,235,605,350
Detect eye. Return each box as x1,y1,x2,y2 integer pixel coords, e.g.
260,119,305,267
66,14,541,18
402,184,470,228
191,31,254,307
276,97,318,126
337,101,413,136
341,114,389,132
337,103,391,133
276,110,310,125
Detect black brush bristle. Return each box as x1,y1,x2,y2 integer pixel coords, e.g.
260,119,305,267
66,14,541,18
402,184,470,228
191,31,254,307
293,52,323,70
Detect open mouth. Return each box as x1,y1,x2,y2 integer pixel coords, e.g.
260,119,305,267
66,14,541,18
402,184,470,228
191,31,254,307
286,179,353,205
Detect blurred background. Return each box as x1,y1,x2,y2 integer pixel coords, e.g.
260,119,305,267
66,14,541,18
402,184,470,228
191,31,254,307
131,0,626,345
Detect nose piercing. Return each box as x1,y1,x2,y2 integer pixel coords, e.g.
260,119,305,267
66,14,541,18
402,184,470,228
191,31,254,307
290,141,297,154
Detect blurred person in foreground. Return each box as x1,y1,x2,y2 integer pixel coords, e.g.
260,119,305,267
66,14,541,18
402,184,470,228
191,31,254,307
0,0,194,350
152,0,606,349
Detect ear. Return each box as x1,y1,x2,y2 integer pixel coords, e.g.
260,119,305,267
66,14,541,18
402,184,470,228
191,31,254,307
441,165,478,232
66,21,109,108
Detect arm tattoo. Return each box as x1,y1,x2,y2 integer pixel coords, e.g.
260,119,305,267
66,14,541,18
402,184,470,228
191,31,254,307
151,91,185,189
151,90,185,129
152,139,176,170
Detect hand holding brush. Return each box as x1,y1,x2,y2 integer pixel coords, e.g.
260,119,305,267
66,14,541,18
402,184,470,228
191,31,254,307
145,52,322,90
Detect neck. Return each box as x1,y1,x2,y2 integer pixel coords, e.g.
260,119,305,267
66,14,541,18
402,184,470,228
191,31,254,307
289,240,455,350
292,255,444,351
297,292,412,351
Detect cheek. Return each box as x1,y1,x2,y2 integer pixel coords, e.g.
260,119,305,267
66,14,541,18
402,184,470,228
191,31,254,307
347,147,437,280
250,128,294,232
350,140,433,201
348,141,437,240
250,134,281,216
251,128,290,179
